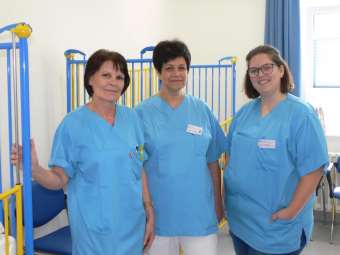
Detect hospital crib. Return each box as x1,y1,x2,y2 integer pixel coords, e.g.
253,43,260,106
65,47,237,123
0,23,34,255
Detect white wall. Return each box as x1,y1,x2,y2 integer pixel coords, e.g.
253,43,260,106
1,0,266,168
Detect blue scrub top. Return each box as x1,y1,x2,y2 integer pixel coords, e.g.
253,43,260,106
136,95,225,236
49,105,146,255
224,94,328,253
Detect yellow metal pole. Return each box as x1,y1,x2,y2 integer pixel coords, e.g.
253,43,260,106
0,186,20,200
127,70,132,107
220,117,232,133
144,68,148,99
152,68,156,95
153,68,158,95
15,185,23,255
71,54,75,111
0,185,24,255
179,247,184,255
4,198,9,255
77,64,80,108
128,72,132,107
137,69,140,105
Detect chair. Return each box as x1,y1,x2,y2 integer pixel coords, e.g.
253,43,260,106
31,181,72,254
330,157,340,244
315,163,333,223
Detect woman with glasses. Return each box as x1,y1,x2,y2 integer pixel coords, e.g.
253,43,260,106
223,45,328,255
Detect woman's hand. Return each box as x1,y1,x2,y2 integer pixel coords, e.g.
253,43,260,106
272,168,324,222
141,170,154,251
11,139,68,189
207,161,224,223
271,207,295,221
11,139,40,170
143,205,155,252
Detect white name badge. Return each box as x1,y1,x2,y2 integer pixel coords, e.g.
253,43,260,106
186,124,203,136
257,139,276,149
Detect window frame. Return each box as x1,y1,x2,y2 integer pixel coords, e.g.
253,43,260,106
301,1,340,136
307,5,340,88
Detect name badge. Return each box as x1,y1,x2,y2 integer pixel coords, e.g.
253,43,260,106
186,124,203,136
257,139,276,149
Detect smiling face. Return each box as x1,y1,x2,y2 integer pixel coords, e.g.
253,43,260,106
248,53,284,98
89,60,125,104
158,57,188,94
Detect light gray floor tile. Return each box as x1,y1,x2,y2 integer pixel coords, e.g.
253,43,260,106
218,222,340,255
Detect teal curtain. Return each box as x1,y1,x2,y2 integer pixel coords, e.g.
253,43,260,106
265,0,301,96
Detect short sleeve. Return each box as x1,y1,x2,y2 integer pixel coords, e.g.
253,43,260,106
133,110,149,162
224,117,237,156
291,112,328,176
206,110,227,163
48,121,76,178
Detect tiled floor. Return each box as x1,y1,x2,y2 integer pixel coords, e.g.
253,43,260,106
218,221,340,255
36,220,340,254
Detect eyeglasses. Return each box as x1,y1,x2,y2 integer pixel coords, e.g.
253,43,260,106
247,63,276,77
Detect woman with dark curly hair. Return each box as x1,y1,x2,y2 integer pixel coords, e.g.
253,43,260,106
136,40,225,255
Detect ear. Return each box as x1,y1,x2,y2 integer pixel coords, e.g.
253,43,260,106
89,76,94,87
279,65,284,78
156,70,162,81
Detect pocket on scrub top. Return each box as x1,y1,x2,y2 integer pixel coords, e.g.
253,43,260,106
76,184,111,233
228,131,257,173
274,218,296,225
157,143,177,177
129,150,143,181
257,141,281,171
194,131,211,156
268,217,299,247
228,132,273,210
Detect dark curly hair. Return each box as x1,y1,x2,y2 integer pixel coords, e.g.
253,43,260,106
152,40,191,73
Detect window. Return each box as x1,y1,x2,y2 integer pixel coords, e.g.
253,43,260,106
301,0,340,137
312,9,340,88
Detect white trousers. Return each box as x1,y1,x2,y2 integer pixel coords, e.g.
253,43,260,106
146,234,218,255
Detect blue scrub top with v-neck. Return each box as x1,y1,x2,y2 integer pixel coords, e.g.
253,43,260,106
49,105,147,255
135,95,225,236
224,94,328,254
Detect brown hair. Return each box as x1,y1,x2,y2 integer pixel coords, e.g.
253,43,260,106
244,45,294,98
84,49,130,97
